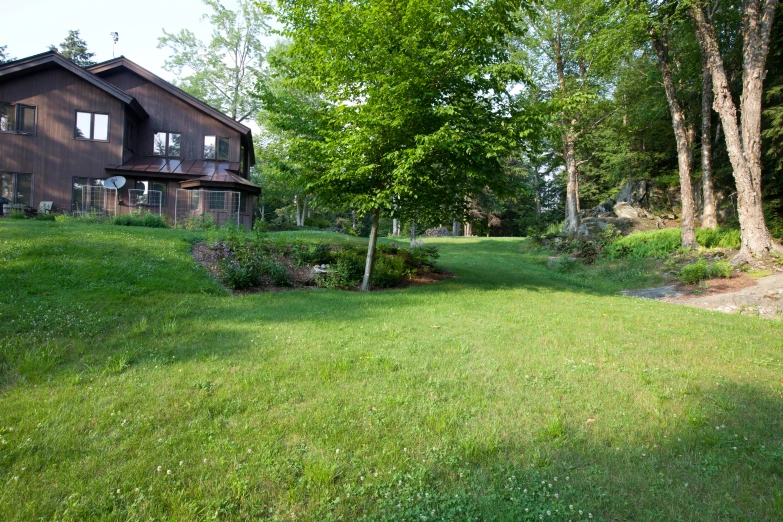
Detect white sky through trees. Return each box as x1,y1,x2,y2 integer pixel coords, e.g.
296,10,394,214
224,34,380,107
4,0,277,82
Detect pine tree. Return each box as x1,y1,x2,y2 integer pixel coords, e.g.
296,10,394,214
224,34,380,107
49,30,96,67
0,45,13,64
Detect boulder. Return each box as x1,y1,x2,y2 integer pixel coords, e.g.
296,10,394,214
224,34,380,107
577,216,632,239
424,226,451,237
578,218,608,238
613,202,639,219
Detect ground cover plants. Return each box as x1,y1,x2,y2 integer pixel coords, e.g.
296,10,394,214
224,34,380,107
1,220,782,521
203,229,443,291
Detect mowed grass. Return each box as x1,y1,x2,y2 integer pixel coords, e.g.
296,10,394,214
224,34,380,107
1,221,782,521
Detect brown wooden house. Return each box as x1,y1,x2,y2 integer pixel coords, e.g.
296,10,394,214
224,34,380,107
0,51,260,228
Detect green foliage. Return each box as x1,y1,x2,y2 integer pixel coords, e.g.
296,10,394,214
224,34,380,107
679,258,733,284
34,213,56,222
679,259,709,284
1,222,782,521
113,211,168,228
9,210,26,219
695,227,741,249
304,216,332,229
606,228,741,259
179,213,217,230
48,29,95,66
158,0,271,122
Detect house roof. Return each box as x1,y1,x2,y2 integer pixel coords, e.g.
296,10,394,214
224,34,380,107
0,51,148,120
88,57,255,167
106,156,261,195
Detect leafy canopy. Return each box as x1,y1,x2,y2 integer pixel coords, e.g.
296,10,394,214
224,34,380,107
158,0,271,122
271,0,536,224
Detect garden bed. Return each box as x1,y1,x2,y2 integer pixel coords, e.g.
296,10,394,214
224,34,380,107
191,238,451,293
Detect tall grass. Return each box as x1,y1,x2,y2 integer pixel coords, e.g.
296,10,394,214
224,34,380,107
606,227,741,259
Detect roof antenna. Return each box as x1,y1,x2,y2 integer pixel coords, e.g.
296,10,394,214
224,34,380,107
110,32,119,58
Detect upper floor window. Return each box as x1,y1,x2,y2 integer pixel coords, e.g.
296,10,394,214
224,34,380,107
1,103,36,135
153,131,181,157
204,135,229,160
75,111,109,141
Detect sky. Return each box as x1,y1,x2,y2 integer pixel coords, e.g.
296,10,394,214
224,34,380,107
3,0,278,83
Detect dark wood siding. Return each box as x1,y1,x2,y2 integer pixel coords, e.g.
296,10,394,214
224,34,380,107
0,67,125,212
100,70,242,162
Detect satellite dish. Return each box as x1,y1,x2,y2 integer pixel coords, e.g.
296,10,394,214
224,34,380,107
105,176,126,189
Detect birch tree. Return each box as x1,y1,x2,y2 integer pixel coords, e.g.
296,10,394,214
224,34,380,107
159,0,271,123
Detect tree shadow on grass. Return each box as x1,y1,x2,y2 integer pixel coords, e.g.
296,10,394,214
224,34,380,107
286,382,783,521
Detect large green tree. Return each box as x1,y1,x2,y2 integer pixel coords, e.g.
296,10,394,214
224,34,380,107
49,30,95,67
159,0,271,123
515,0,631,236
272,0,532,290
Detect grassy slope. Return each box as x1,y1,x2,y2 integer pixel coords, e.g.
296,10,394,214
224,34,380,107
0,221,782,521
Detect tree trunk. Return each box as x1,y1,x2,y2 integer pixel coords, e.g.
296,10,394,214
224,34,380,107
351,210,356,230
294,196,301,226
392,218,400,236
562,131,581,237
410,219,417,247
261,203,265,222
452,221,460,236
360,209,380,292
692,4,778,259
651,30,698,249
701,52,718,229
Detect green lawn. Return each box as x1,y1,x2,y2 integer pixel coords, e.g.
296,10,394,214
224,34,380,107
1,220,782,521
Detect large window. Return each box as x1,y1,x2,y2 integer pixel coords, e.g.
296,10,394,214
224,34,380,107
0,103,36,135
74,111,109,141
204,135,229,160
1,172,33,206
153,131,181,157
71,177,105,212
134,180,167,205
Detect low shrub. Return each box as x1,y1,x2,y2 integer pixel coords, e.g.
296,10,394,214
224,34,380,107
9,210,27,219
113,212,168,228
35,213,56,221
180,213,217,230
679,258,733,284
679,259,709,284
304,216,333,229
54,212,108,224
572,240,600,265
372,255,409,288
709,259,733,278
